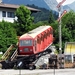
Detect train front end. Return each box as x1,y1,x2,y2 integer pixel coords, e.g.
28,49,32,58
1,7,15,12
18,35,34,55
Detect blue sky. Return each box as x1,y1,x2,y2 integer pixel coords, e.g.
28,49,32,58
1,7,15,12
56,0,75,5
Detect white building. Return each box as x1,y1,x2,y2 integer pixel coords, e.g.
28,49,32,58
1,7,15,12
0,3,40,23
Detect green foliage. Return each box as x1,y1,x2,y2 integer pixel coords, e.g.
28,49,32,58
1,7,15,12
48,10,55,24
0,21,17,53
29,21,49,31
52,10,75,53
15,5,34,35
0,54,3,60
62,10,75,41
29,4,58,23
32,9,49,23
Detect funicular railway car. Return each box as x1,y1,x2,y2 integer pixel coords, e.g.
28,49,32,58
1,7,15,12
16,25,53,69
0,25,54,69
18,25,53,55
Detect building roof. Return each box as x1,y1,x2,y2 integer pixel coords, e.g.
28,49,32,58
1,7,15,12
0,3,40,12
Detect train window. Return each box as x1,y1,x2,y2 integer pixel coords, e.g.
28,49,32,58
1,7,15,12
50,29,53,34
37,37,42,44
37,38,40,43
48,30,50,36
41,34,44,41
44,32,47,38
39,34,43,41
19,40,32,46
46,31,48,36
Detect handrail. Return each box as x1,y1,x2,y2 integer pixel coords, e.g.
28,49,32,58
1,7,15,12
10,49,18,61
1,44,14,60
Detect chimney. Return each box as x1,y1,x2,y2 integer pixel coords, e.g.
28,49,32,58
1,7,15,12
0,0,2,3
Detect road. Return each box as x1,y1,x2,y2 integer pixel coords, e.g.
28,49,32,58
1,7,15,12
0,69,75,75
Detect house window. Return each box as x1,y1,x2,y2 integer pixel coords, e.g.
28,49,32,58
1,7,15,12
7,12,15,18
2,11,6,17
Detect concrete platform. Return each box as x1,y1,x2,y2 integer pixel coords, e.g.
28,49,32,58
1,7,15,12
0,68,75,75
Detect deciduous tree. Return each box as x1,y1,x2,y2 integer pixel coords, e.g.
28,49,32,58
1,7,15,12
15,5,34,35
0,21,17,53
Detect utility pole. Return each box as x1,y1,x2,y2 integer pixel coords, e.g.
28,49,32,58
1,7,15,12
58,6,62,54
57,0,66,54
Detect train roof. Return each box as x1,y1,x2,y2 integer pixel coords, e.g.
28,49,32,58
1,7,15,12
20,25,52,39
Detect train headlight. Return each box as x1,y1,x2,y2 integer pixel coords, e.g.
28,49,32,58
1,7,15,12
20,50,22,52
30,49,32,52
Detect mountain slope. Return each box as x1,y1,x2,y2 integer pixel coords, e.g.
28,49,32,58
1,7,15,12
44,0,58,11
3,0,50,10
67,1,75,11
63,5,71,11
3,0,75,12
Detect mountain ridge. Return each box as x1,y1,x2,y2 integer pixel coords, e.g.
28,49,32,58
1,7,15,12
3,0,50,10
2,0,75,11
67,1,75,11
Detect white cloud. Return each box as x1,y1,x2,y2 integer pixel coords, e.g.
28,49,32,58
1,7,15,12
56,0,75,5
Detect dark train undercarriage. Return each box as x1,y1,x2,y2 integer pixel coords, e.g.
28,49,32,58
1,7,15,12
0,48,52,70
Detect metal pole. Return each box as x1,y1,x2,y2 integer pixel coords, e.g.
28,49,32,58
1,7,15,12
57,0,66,69
58,6,62,69
58,6,62,54
57,0,66,54
53,61,55,75
19,69,21,75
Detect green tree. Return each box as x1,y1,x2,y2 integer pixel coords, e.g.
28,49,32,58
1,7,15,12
62,10,75,41
48,10,55,24
28,4,58,23
52,10,75,53
15,5,34,36
0,21,17,53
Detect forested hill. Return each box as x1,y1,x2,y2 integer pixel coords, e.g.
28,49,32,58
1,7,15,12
27,4,58,23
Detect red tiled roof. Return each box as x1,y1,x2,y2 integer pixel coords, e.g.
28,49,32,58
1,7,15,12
0,3,40,11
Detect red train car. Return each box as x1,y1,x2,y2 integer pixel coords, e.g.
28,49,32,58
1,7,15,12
18,25,53,55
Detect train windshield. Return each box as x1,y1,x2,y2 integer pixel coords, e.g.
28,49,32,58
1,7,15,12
19,39,33,46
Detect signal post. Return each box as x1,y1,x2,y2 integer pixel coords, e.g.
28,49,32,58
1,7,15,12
57,0,66,54
57,0,66,68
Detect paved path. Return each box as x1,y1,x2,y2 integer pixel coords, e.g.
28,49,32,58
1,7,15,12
0,69,75,75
